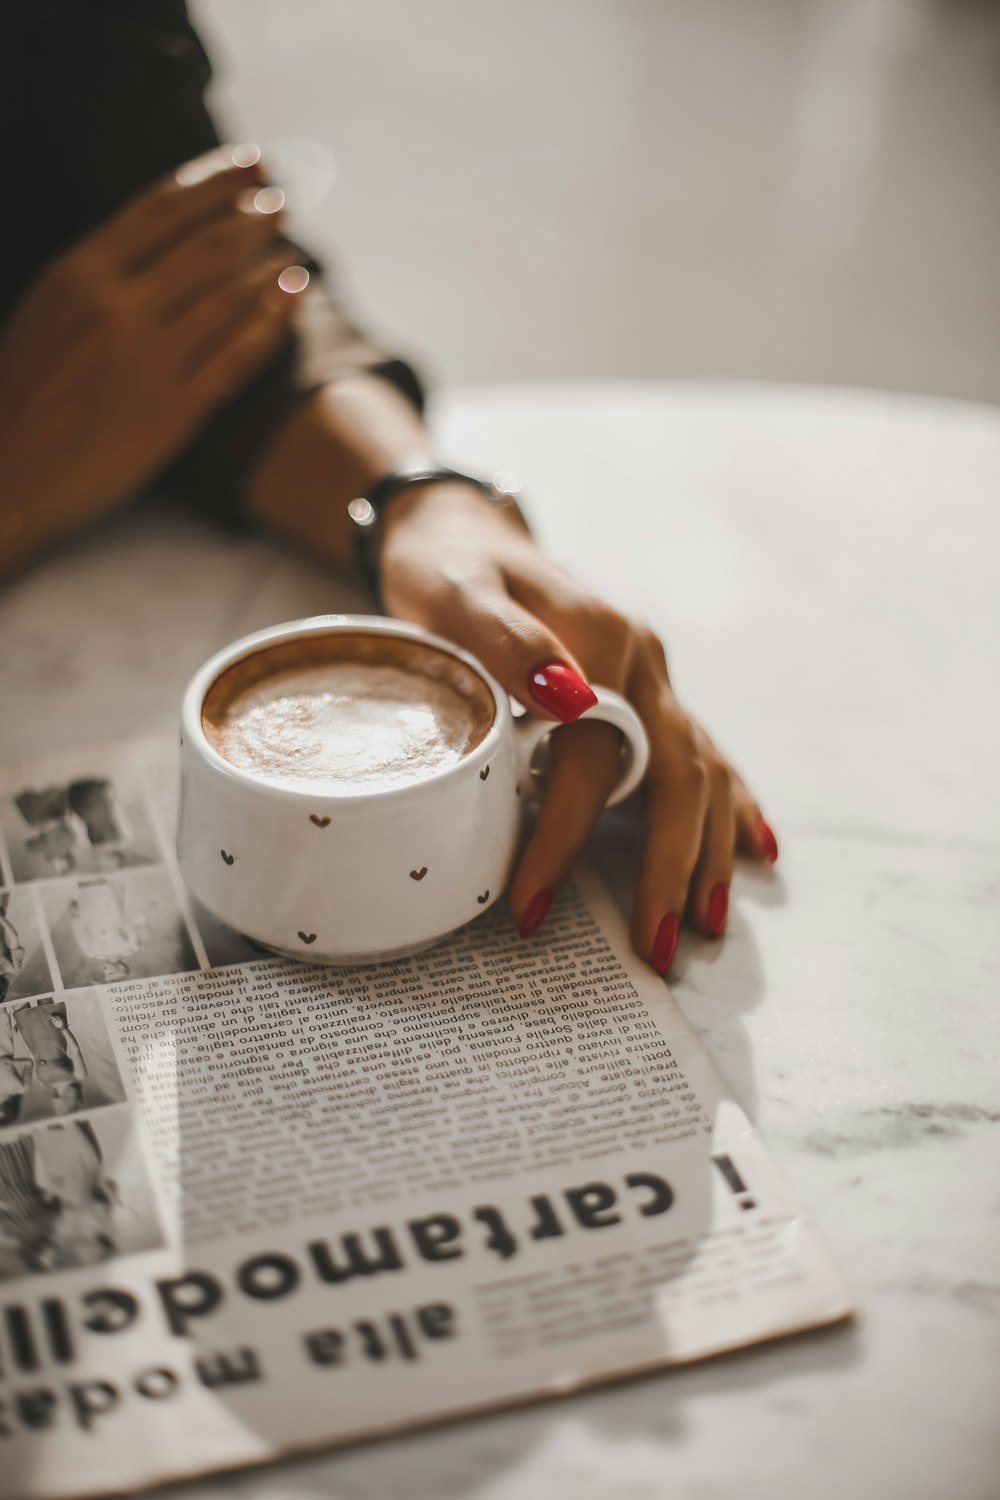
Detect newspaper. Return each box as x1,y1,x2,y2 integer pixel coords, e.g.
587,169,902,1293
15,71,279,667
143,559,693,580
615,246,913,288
0,740,854,1499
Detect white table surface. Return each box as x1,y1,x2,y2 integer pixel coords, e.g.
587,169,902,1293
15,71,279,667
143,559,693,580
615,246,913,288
2,382,998,1500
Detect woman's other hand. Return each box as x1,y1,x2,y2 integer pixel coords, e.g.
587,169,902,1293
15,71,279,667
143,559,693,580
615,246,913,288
380,483,779,975
0,147,300,567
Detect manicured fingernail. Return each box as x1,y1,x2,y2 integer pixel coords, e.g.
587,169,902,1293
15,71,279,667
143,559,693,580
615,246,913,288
759,818,779,863
707,882,729,938
652,913,680,976
277,264,310,294
253,185,286,215
518,887,555,938
232,143,262,171
527,662,598,723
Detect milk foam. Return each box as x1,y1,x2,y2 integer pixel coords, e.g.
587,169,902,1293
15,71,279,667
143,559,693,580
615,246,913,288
213,661,483,790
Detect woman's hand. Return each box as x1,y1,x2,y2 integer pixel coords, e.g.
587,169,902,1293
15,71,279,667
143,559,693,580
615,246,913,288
0,147,300,569
380,483,778,974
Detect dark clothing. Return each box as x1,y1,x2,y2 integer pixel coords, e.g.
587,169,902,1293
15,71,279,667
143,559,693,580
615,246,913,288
14,788,70,826
4,1,424,517
66,781,124,847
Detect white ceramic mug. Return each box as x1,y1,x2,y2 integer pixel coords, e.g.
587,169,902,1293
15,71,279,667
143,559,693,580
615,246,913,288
177,615,649,965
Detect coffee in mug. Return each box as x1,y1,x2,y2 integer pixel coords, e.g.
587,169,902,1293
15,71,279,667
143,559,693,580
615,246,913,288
178,616,649,965
201,632,495,792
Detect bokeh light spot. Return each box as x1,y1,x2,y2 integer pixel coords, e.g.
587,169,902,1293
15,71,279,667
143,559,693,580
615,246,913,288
277,264,310,294
231,143,261,169
253,186,286,216
348,497,376,526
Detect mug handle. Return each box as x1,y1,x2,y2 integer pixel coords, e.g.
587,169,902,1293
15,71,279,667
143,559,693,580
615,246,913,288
512,686,650,808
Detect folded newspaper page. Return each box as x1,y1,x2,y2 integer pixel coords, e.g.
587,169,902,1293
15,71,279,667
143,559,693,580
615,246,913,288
0,741,853,1499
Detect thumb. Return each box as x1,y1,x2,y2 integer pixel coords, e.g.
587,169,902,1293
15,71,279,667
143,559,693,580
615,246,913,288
441,582,598,724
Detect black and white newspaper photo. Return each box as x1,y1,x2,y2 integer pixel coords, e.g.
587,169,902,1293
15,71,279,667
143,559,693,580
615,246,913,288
0,990,127,1128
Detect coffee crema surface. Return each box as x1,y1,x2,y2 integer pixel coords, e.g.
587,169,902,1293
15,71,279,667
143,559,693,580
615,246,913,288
202,633,495,791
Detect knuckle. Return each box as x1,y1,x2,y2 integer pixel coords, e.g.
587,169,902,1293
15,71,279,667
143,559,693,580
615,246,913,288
706,752,730,801
591,602,631,649
670,715,701,768
497,611,547,658
639,623,668,670
105,279,141,321
662,717,707,800
203,218,236,257
685,752,709,801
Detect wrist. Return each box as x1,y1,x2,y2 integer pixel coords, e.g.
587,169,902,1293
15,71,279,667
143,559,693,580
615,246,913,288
378,480,533,586
380,478,507,543
356,465,531,608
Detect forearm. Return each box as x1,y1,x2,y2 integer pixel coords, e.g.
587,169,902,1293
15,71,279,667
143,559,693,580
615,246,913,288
244,373,433,573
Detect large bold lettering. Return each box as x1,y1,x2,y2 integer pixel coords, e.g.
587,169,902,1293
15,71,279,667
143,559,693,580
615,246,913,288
408,1215,464,1262
3,1307,37,1372
14,1389,57,1431
309,1230,402,1283
237,1254,300,1301
69,1381,119,1432
473,1206,517,1260
305,1329,344,1367
156,1272,223,1337
624,1171,674,1216
134,1367,180,1401
564,1183,621,1229
82,1289,140,1335
417,1303,456,1341
195,1348,262,1389
41,1299,74,1364
526,1194,565,1242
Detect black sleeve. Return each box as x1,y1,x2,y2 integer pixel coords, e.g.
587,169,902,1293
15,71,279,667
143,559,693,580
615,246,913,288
4,0,425,520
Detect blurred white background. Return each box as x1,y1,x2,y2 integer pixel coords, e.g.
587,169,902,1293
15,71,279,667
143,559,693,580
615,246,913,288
194,0,999,401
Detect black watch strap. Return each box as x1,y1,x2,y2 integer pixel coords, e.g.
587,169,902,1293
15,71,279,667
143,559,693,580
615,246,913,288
348,461,527,608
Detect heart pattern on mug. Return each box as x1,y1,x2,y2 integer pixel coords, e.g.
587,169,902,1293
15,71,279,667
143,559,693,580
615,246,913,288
477,890,490,904
220,850,235,865
298,931,317,944
479,765,490,781
410,867,428,881
309,814,331,828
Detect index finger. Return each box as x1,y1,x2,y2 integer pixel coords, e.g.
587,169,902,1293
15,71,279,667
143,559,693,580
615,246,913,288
508,719,623,937
101,145,265,273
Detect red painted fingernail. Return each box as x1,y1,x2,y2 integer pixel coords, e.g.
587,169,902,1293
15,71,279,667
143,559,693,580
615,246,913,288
707,882,729,938
527,662,598,724
518,887,555,938
759,818,779,863
652,913,680,976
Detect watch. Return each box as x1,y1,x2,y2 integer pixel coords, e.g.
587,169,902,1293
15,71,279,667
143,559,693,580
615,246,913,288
347,460,529,607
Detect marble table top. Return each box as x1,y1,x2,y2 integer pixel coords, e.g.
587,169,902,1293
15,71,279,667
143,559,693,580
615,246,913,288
2,382,998,1499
